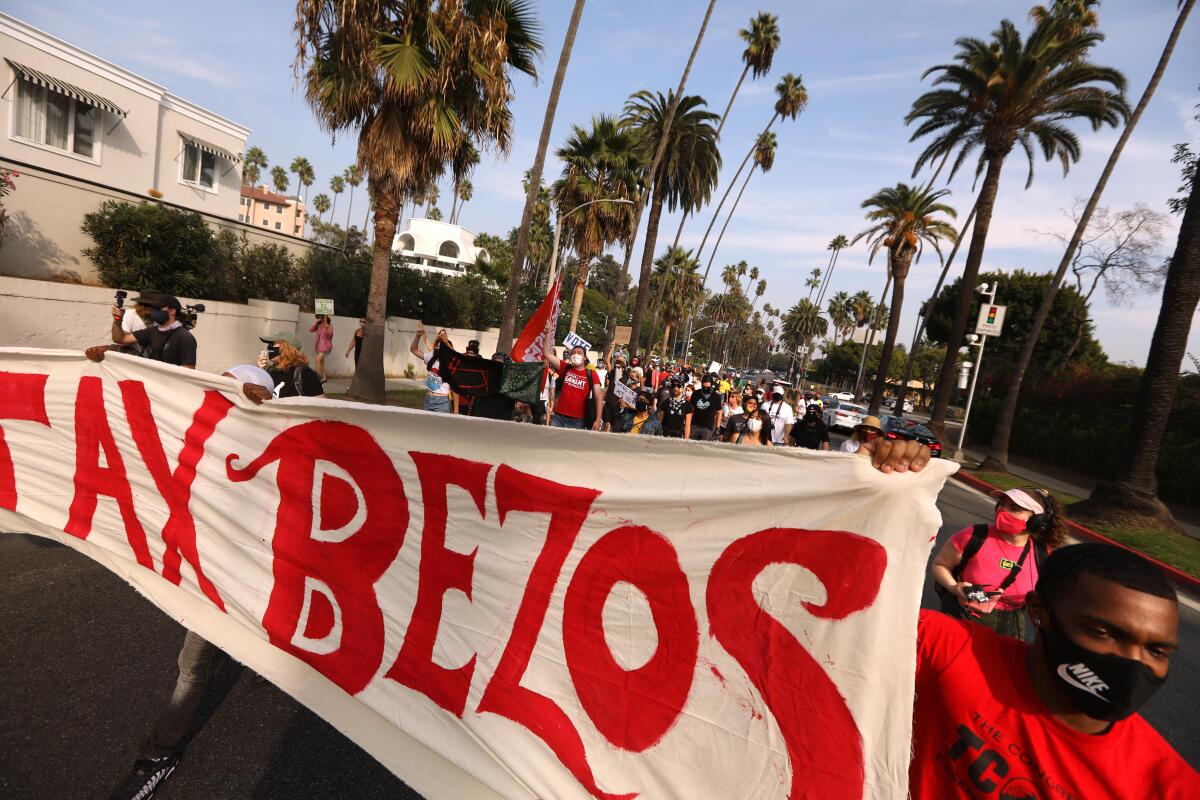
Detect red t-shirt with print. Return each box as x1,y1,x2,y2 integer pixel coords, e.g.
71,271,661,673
555,364,593,419
911,609,1198,799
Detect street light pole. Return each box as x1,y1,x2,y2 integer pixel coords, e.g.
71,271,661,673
953,281,997,461
544,197,635,291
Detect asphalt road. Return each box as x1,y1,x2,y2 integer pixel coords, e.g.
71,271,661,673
1,478,1196,799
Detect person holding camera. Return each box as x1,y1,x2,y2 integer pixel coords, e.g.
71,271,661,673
87,294,197,368
257,331,324,398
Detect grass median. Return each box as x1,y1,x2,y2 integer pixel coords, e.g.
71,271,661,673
326,389,427,409
971,470,1200,580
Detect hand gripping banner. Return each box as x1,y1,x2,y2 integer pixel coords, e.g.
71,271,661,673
0,349,956,800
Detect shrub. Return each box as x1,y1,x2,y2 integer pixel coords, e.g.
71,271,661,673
82,201,217,297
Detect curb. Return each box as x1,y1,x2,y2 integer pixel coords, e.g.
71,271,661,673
951,470,1200,596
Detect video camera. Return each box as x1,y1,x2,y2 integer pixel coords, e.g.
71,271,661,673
179,303,205,330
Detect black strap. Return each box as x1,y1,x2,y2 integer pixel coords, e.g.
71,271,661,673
997,539,1034,592
952,523,990,580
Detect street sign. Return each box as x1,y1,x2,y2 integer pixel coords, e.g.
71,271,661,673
614,326,632,346
564,330,592,352
314,298,335,316
975,303,1006,337
796,345,809,355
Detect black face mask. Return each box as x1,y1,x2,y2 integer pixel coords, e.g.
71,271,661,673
701,385,712,394
267,344,281,360
1039,611,1166,722
148,308,169,325
635,400,648,412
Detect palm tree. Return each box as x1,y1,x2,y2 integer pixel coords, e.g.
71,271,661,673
242,146,268,187
452,179,474,224
719,12,781,136
312,193,331,223
499,0,587,351
1072,123,1199,528
651,247,705,354
449,140,480,225
805,268,822,298
329,174,345,223
701,131,777,284
296,0,542,402
428,206,443,221
554,115,641,333
782,298,828,378
344,164,362,231
985,0,1195,471
853,183,958,415
424,185,440,217
827,291,851,344
908,16,1129,432
290,156,314,203
850,290,874,332
270,166,289,193
622,89,721,351
695,73,807,283
814,234,850,309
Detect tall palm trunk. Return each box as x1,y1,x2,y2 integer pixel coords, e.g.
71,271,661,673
718,63,751,137
348,186,401,403
660,321,672,356
894,197,978,411
567,255,592,334
702,165,757,287
626,0,716,354
330,193,339,225
983,0,1195,471
345,188,355,234
814,245,839,309
1073,170,1200,527
498,1,587,350
698,118,777,282
868,251,912,416
855,273,891,399
927,152,1008,433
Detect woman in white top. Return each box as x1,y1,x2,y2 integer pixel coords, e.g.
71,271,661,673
410,325,458,413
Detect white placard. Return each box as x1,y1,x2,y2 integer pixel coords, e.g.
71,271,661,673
315,298,335,316
563,330,592,352
612,380,638,408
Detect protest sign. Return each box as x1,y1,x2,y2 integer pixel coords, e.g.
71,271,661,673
563,331,592,353
314,298,335,317
613,326,631,346
611,380,637,408
707,361,721,375
0,349,954,800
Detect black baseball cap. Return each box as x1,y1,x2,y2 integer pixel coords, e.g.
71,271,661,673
136,293,182,312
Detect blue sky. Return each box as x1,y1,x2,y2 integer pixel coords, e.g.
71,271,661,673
10,0,1199,365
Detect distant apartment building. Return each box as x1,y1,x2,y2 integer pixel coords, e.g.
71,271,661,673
392,218,489,277
0,13,312,283
239,185,307,237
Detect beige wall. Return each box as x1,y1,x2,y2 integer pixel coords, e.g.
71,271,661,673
154,102,245,219
0,163,316,282
0,275,501,378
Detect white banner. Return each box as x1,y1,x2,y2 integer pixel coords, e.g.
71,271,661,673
0,349,954,800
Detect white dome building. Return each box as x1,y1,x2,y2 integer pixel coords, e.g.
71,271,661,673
391,218,489,276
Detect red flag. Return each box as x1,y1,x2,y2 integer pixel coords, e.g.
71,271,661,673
512,273,563,364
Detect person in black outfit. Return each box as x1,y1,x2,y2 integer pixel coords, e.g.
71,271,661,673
687,373,723,441
88,294,198,368
471,353,518,421
790,403,831,450
258,330,324,397
659,380,692,438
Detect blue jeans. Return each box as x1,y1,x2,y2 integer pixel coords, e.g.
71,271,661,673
551,412,585,429
424,394,452,413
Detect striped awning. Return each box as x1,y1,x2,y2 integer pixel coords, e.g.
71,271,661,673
178,131,241,164
6,59,127,118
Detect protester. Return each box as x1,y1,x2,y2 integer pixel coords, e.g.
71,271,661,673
789,404,830,450
545,344,603,430
411,325,457,414
115,291,161,357
88,294,197,368
912,543,1197,797
625,392,663,435
686,374,723,441
659,380,692,439
602,352,629,432
258,331,324,397
721,391,742,434
762,385,795,446
723,394,772,446
840,415,883,454
470,353,518,421
344,317,366,366
929,486,1067,639
455,340,483,416
310,314,333,382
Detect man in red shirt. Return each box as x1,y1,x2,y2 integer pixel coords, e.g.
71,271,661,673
912,542,1197,798
545,344,603,430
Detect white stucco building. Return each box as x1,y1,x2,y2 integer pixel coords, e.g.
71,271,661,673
392,217,489,276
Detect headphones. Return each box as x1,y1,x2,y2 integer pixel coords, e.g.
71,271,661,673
1023,487,1055,536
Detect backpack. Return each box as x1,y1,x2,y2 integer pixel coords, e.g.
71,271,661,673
935,524,1046,614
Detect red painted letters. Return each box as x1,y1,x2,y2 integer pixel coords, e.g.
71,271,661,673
707,528,887,800
120,382,233,611
65,376,154,569
385,452,489,716
226,421,408,695
563,525,698,752
0,372,50,511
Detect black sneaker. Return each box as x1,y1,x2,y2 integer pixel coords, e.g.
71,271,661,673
108,753,181,800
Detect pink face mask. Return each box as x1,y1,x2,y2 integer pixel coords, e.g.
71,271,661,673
994,509,1028,535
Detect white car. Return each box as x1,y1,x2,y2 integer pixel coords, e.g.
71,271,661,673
833,391,855,402
824,403,867,432
883,397,915,413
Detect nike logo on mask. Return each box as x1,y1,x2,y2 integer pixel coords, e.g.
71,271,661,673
1057,662,1110,702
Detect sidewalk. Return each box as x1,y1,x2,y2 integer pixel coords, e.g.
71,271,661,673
955,445,1200,540
322,376,427,394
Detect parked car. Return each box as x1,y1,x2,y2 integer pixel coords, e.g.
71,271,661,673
881,415,942,457
824,402,867,433
882,397,915,413
833,391,855,402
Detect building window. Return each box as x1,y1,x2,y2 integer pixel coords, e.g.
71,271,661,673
294,225,301,234
262,219,269,226
12,76,99,160
277,205,283,214
397,233,415,251
180,140,216,189
439,240,460,259
262,202,270,212
275,221,282,230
